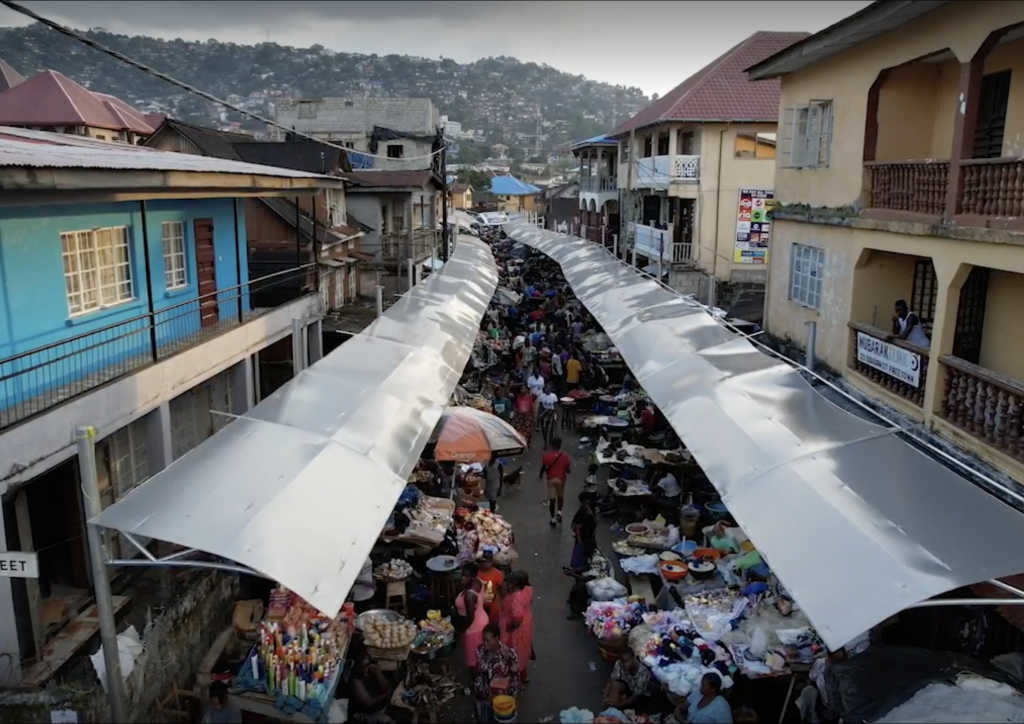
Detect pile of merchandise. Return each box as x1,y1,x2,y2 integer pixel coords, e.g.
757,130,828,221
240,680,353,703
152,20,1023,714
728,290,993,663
584,600,647,641
456,508,516,563
628,609,735,698
233,588,352,719
560,706,655,723
412,610,456,654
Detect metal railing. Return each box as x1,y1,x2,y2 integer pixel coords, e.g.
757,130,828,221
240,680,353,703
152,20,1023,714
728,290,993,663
381,230,437,261
0,265,317,431
579,176,617,192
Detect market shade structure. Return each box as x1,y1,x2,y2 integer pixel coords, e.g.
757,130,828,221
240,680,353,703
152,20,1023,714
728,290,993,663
504,222,1024,651
431,406,527,463
92,238,498,619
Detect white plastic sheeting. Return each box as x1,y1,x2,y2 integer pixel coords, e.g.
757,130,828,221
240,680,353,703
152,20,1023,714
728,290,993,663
506,222,1024,651
93,238,497,618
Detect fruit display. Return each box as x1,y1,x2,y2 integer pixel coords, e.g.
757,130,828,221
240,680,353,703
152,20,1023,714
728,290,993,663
374,559,413,581
362,614,418,649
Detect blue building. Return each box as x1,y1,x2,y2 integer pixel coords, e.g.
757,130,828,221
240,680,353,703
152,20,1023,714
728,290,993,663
0,127,342,687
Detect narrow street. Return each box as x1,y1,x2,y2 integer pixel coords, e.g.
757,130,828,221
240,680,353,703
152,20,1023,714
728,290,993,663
447,425,617,721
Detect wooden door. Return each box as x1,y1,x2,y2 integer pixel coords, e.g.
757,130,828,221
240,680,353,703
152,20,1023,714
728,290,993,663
193,218,218,327
973,70,1011,159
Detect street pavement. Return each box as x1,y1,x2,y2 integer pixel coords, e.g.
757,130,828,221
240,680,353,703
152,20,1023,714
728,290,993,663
445,425,615,721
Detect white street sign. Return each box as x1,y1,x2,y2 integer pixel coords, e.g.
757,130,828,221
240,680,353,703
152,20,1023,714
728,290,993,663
0,551,39,578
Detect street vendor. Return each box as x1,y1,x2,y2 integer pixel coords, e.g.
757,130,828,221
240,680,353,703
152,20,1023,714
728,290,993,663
603,649,652,712
347,651,396,723
474,624,521,723
477,550,505,623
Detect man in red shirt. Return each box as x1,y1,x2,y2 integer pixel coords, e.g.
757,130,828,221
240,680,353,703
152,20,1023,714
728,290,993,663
539,437,572,526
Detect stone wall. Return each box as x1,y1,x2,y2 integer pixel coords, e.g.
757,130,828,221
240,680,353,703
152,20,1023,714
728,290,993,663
0,571,239,723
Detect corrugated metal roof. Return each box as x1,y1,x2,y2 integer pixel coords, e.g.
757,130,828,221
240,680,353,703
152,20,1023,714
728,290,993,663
0,130,341,180
93,238,498,620
490,174,541,196
571,134,618,149
507,221,1024,652
346,170,437,189
0,59,25,93
608,31,810,137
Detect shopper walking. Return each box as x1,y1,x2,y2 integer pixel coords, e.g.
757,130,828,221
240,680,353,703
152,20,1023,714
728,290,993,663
499,570,535,683
539,437,571,526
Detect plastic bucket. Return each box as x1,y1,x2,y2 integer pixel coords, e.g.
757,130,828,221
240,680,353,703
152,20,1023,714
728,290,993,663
494,712,517,724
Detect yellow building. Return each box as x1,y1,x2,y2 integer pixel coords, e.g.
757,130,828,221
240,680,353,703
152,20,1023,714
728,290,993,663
490,174,541,215
451,183,474,210
747,0,1024,483
608,31,808,309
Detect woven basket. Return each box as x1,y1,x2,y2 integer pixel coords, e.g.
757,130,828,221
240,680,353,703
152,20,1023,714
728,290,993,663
368,644,412,661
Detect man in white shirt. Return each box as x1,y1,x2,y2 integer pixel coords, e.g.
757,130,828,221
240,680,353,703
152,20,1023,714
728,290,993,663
512,333,526,351
527,369,545,397
536,386,559,447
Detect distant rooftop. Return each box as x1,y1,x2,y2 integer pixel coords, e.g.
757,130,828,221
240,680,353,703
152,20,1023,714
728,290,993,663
490,174,541,196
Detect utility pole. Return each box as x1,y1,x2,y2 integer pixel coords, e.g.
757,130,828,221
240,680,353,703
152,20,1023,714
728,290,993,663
77,427,128,723
623,128,637,263
438,127,450,263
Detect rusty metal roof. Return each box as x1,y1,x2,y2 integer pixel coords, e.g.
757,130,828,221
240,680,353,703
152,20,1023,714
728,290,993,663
0,128,341,181
608,31,810,137
345,169,439,189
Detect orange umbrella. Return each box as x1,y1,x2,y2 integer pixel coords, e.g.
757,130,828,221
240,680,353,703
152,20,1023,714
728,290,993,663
432,406,527,463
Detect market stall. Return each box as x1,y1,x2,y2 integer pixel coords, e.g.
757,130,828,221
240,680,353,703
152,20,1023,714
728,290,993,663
226,588,354,722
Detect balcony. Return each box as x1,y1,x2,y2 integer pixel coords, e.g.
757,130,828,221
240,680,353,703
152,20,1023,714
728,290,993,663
848,322,929,408
672,242,694,265
629,222,672,263
957,157,1024,228
939,355,1024,462
381,229,437,262
580,176,617,192
635,155,700,188
0,267,316,431
865,160,950,222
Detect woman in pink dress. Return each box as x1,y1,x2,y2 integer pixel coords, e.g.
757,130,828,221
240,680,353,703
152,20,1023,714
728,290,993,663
454,562,487,671
499,570,535,681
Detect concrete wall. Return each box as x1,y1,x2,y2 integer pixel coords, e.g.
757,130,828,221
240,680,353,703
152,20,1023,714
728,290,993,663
275,97,438,136
0,293,321,492
773,1,1024,208
0,572,239,723
0,199,246,362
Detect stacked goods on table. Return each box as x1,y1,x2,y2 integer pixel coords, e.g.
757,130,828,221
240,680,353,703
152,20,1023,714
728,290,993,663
627,609,735,698
362,614,418,650
237,588,351,719
412,610,456,657
396,662,461,710
374,559,413,582
456,508,517,564
584,600,647,643
384,487,455,548
560,706,655,723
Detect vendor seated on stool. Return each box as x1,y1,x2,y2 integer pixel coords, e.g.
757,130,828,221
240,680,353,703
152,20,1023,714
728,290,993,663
347,651,395,723
653,466,681,513
202,681,241,724
603,649,652,712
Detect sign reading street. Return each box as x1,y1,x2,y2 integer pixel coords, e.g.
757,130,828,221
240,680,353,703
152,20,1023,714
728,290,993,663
0,551,40,578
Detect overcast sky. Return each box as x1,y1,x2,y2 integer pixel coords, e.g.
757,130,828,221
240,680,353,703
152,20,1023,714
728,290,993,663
1,1,871,96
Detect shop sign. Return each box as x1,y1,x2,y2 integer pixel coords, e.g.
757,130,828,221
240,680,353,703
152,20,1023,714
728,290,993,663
0,551,39,578
856,332,922,388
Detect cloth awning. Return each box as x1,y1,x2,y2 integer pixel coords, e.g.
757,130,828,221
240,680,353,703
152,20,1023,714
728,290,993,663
93,238,498,618
506,222,1024,651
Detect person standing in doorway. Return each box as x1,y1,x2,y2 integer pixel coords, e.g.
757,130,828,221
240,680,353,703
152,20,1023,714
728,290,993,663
539,437,572,526
889,299,931,349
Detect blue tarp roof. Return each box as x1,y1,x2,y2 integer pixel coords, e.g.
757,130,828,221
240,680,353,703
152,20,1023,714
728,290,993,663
571,134,618,149
490,174,541,196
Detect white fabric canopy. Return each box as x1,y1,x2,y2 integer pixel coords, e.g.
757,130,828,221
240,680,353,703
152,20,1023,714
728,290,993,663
507,222,1024,651
93,238,497,617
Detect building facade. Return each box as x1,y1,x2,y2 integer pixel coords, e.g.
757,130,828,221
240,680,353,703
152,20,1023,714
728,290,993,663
747,0,1024,485
574,135,619,245
0,128,340,686
609,31,808,313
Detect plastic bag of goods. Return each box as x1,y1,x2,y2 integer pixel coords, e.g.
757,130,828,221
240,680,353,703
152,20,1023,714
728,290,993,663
586,577,628,602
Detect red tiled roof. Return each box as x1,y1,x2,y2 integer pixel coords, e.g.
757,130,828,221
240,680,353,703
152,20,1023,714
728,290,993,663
608,31,810,138
0,70,154,134
0,59,25,93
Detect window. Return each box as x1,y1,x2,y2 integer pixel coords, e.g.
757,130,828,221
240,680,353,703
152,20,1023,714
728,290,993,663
297,102,318,119
780,101,833,168
790,244,825,310
96,134,107,141
326,189,346,227
342,141,356,149
735,132,777,159
386,144,404,159
61,227,133,315
105,420,149,499
162,221,187,289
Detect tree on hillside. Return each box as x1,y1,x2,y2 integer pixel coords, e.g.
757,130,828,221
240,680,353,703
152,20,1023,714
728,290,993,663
457,168,492,191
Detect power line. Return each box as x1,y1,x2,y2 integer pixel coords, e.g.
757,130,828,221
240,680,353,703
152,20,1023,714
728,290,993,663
0,0,447,163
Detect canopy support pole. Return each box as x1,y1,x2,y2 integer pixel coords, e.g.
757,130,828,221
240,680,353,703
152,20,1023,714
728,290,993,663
77,426,128,724
910,598,1024,608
